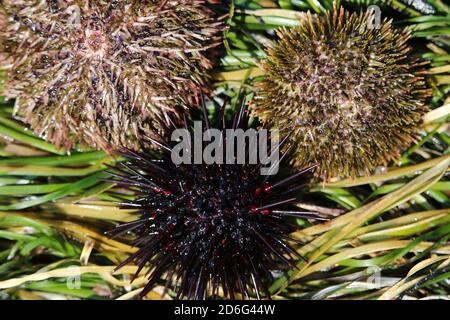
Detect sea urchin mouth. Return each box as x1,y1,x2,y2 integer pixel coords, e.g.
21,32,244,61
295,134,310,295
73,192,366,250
106,99,322,299
251,6,431,179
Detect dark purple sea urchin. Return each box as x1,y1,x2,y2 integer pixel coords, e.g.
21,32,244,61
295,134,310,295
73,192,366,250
251,6,431,179
107,100,322,299
0,0,221,151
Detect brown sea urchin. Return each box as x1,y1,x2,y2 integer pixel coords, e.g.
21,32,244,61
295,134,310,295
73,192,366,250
0,0,221,151
251,6,430,179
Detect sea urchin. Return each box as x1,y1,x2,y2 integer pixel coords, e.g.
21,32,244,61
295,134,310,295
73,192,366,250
107,99,322,299
251,6,430,179
0,0,221,151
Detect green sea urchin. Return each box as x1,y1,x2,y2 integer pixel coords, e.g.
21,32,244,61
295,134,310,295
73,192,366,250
250,6,431,179
0,0,221,151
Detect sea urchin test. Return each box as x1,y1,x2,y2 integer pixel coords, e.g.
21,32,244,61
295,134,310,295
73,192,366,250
251,6,430,179
0,0,221,151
